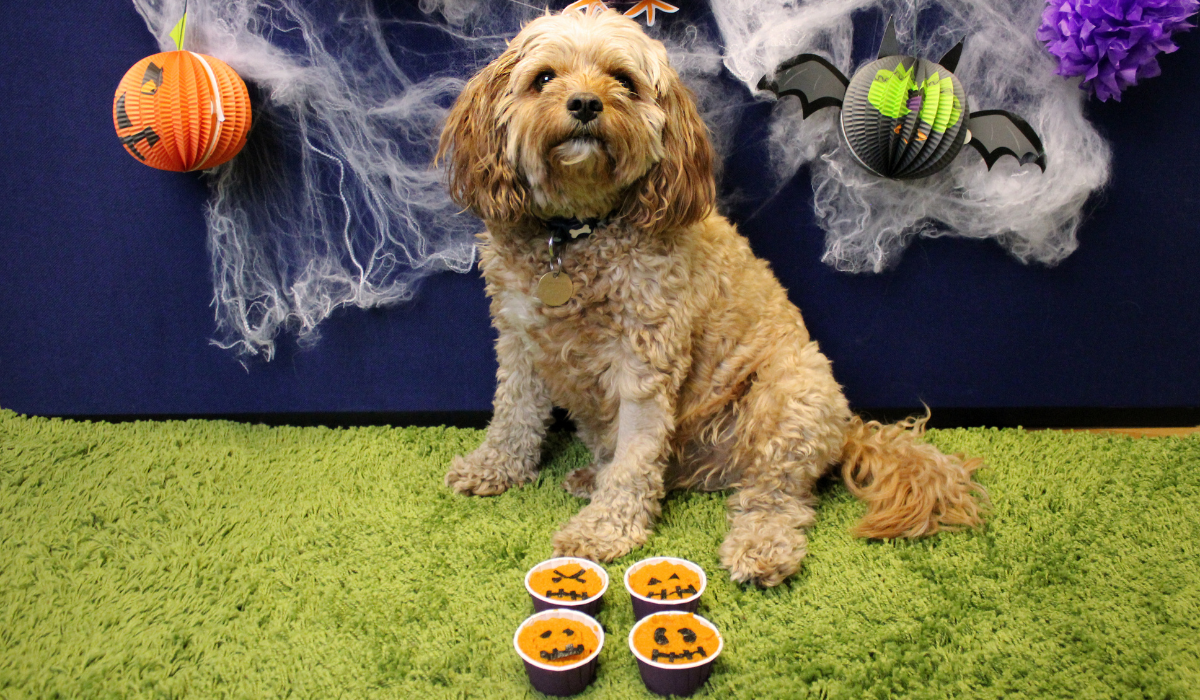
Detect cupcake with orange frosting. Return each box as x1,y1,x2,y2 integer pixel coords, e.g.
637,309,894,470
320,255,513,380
514,609,605,696
623,557,706,619
628,611,723,696
525,557,609,615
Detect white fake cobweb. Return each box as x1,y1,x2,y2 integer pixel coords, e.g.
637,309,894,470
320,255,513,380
129,0,1110,359
712,0,1111,272
129,0,736,358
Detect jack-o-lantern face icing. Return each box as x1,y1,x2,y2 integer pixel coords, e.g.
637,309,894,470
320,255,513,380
528,563,604,602
628,561,702,600
633,612,721,664
517,616,600,666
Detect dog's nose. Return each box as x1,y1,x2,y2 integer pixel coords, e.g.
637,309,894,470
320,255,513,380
566,93,603,124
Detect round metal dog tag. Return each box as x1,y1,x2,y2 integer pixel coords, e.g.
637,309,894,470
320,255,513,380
535,271,573,307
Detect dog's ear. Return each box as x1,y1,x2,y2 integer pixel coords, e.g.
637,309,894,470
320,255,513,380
622,70,716,235
436,50,526,222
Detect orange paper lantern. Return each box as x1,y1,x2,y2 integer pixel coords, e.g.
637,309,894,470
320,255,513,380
113,50,251,172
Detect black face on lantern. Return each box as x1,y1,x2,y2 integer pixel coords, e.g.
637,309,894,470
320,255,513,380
139,62,163,95
114,62,165,161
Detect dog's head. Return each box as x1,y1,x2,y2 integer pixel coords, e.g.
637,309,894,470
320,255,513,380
437,9,714,234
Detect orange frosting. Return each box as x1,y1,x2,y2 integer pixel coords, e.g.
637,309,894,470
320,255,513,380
632,613,720,664
528,563,604,603
518,616,600,666
628,561,702,600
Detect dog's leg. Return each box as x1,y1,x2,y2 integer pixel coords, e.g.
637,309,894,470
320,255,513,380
720,472,820,587
553,392,672,562
562,422,615,499
446,330,552,496
720,340,850,586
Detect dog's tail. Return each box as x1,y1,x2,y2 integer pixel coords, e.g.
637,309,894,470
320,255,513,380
839,411,988,539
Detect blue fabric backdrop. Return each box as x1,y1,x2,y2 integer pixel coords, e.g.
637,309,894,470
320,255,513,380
1,1,1197,419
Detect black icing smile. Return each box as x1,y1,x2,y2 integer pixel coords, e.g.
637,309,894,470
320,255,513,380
544,588,593,600
644,583,697,600
540,644,586,661
650,647,708,663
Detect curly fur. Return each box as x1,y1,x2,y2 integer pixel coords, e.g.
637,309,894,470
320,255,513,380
436,9,987,587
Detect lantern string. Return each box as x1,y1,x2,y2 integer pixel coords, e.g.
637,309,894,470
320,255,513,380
169,0,188,51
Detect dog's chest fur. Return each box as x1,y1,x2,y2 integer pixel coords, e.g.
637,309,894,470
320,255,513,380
479,221,694,415
476,217,801,446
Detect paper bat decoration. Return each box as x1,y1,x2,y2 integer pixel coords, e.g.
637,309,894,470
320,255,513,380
757,19,1046,180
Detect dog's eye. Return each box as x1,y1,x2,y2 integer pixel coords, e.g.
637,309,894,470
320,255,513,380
534,70,555,92
613,73,637,95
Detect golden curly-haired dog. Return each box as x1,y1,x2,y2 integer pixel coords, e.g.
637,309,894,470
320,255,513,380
437,8,986,587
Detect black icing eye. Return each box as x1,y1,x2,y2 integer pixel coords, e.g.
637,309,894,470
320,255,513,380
614,73,636,95
679,628,697,644
534,70,555,91
540,630,552,638
563,628,575,636
654,627,669,645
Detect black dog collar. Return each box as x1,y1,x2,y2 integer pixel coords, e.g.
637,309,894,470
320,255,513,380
543,216,605,246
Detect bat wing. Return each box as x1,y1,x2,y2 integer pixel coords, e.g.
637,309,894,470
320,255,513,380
877,17,900,59
758,54,849,118
965,110,1047,171
937,41,963,73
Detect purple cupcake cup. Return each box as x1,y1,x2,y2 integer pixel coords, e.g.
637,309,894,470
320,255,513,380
623,557,707,620
525,557,609,616
514,609,605,697
628,611,724,697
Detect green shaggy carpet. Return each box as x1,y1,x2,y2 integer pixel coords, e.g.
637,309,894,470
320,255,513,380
1,410,1198,700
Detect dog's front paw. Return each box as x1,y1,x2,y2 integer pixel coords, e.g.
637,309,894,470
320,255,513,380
719,523,808,588
552,502,650,562
445,446,535,496
562,466,598,499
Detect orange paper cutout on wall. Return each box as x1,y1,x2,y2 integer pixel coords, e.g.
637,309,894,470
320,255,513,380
113,51,251,172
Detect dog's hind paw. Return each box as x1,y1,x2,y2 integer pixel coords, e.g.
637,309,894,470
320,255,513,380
562,466,597,499
445,447,535,496
719,525,808,588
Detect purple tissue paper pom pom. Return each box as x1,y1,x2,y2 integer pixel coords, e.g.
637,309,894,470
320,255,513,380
1038,0,1199,101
